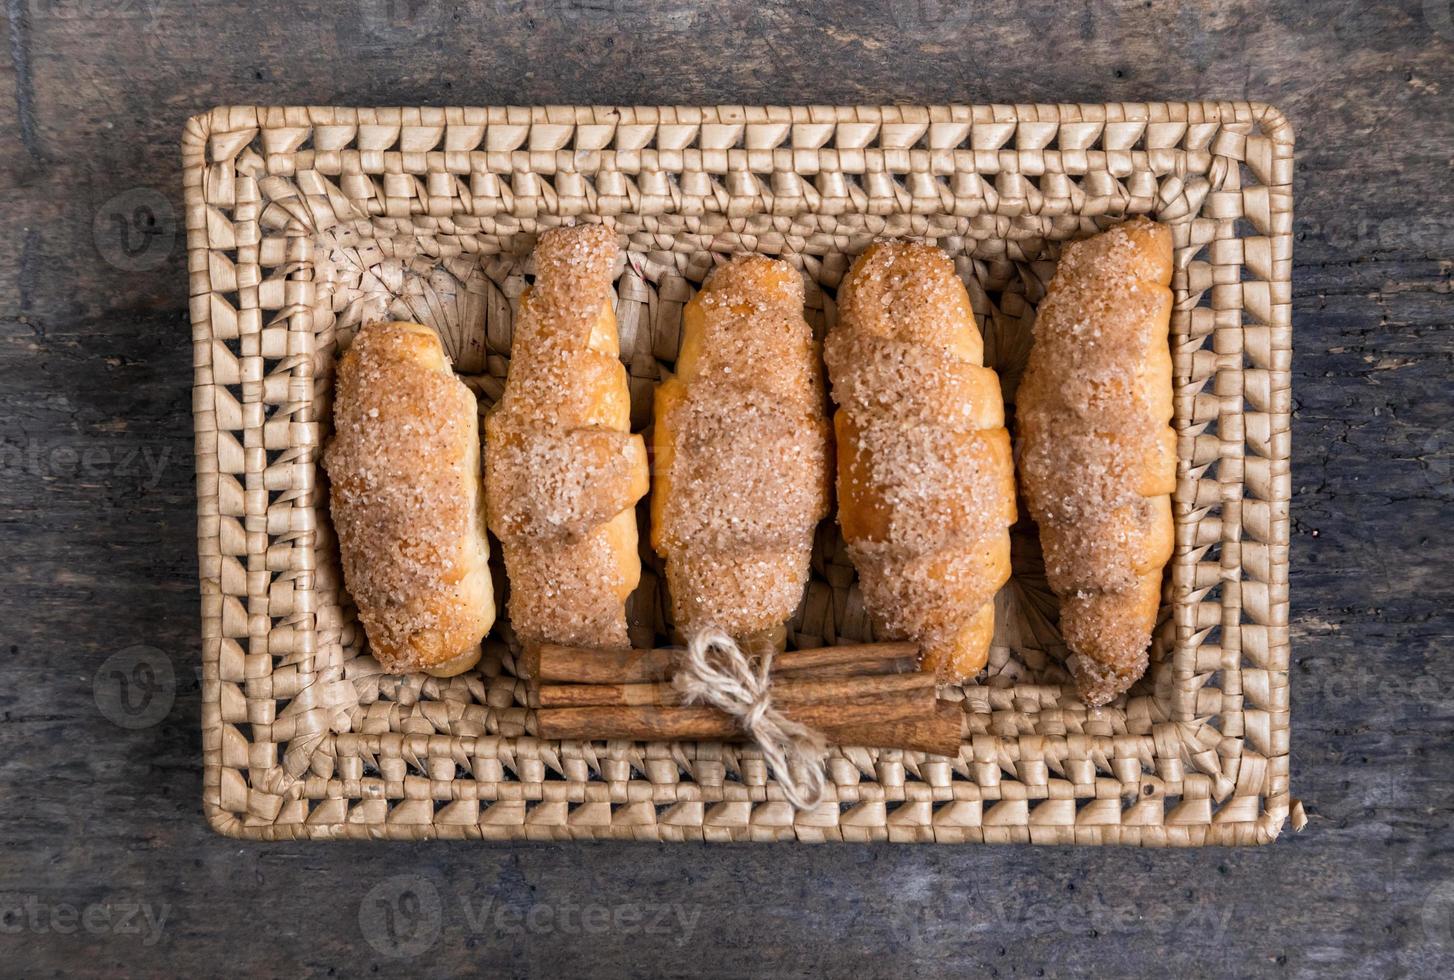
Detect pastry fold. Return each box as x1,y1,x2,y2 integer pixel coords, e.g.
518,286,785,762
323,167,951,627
324,321,495,676
651,255,832,651
485,225,649,648
1017,217,1176,705
825,241,1016,682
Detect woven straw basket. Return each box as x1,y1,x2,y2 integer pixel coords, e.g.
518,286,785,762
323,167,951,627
185,102,1299,844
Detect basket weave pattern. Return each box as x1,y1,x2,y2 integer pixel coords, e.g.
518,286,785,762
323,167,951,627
185,103,1296,844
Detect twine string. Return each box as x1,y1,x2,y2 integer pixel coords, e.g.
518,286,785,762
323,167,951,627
673,628,828,810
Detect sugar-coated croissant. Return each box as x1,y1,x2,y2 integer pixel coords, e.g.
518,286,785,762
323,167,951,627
1017,217,1177,705
324,321,496,676
485,225,649,648
825,241,1016,682
651,256,833,651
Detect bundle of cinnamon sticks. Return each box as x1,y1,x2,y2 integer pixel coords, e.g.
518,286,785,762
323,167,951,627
523,642,963,756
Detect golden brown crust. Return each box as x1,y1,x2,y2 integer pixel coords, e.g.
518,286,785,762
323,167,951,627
1017,217,1176,705
323,321,495,674
652,255,832,642
825,240,1016,682
485,225,648,648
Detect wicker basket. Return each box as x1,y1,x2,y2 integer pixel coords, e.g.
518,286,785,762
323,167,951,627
185,102,1299,844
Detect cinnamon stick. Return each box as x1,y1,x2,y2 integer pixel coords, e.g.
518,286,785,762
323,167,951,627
537,670,935,709
828,702,964,756
536,688,930,739
524,641,919,684
767,643,921,677
534,699,963,756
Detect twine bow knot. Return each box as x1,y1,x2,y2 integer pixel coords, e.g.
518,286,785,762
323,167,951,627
673,628,828,809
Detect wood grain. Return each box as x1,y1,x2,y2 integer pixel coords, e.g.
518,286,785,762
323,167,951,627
1,1,1451,977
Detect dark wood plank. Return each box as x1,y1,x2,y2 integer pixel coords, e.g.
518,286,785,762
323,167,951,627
1,1,1452,977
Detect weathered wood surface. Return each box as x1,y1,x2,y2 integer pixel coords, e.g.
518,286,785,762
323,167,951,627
0,1,1450,977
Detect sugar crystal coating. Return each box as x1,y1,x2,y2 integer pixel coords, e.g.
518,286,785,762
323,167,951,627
1017,217,1177,705
653,255,832,640
485,225,648,648
825,240,1016,682
323,321,494,673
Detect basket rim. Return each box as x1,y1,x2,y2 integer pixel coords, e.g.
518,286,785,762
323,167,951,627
186,100,1297,845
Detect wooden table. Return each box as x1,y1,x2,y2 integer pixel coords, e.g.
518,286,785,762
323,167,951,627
2,2,1450,976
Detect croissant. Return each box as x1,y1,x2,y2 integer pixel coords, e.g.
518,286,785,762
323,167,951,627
825,241,1016,682
324,321,495,676
651,255,833,652
1017,217,1177,705
485,225,649,648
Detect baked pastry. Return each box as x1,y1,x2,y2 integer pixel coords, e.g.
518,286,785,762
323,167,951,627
1017,217,1176,705
824,241,1016,682
651,256,832,652
323,320,495,676
485,225,649,648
